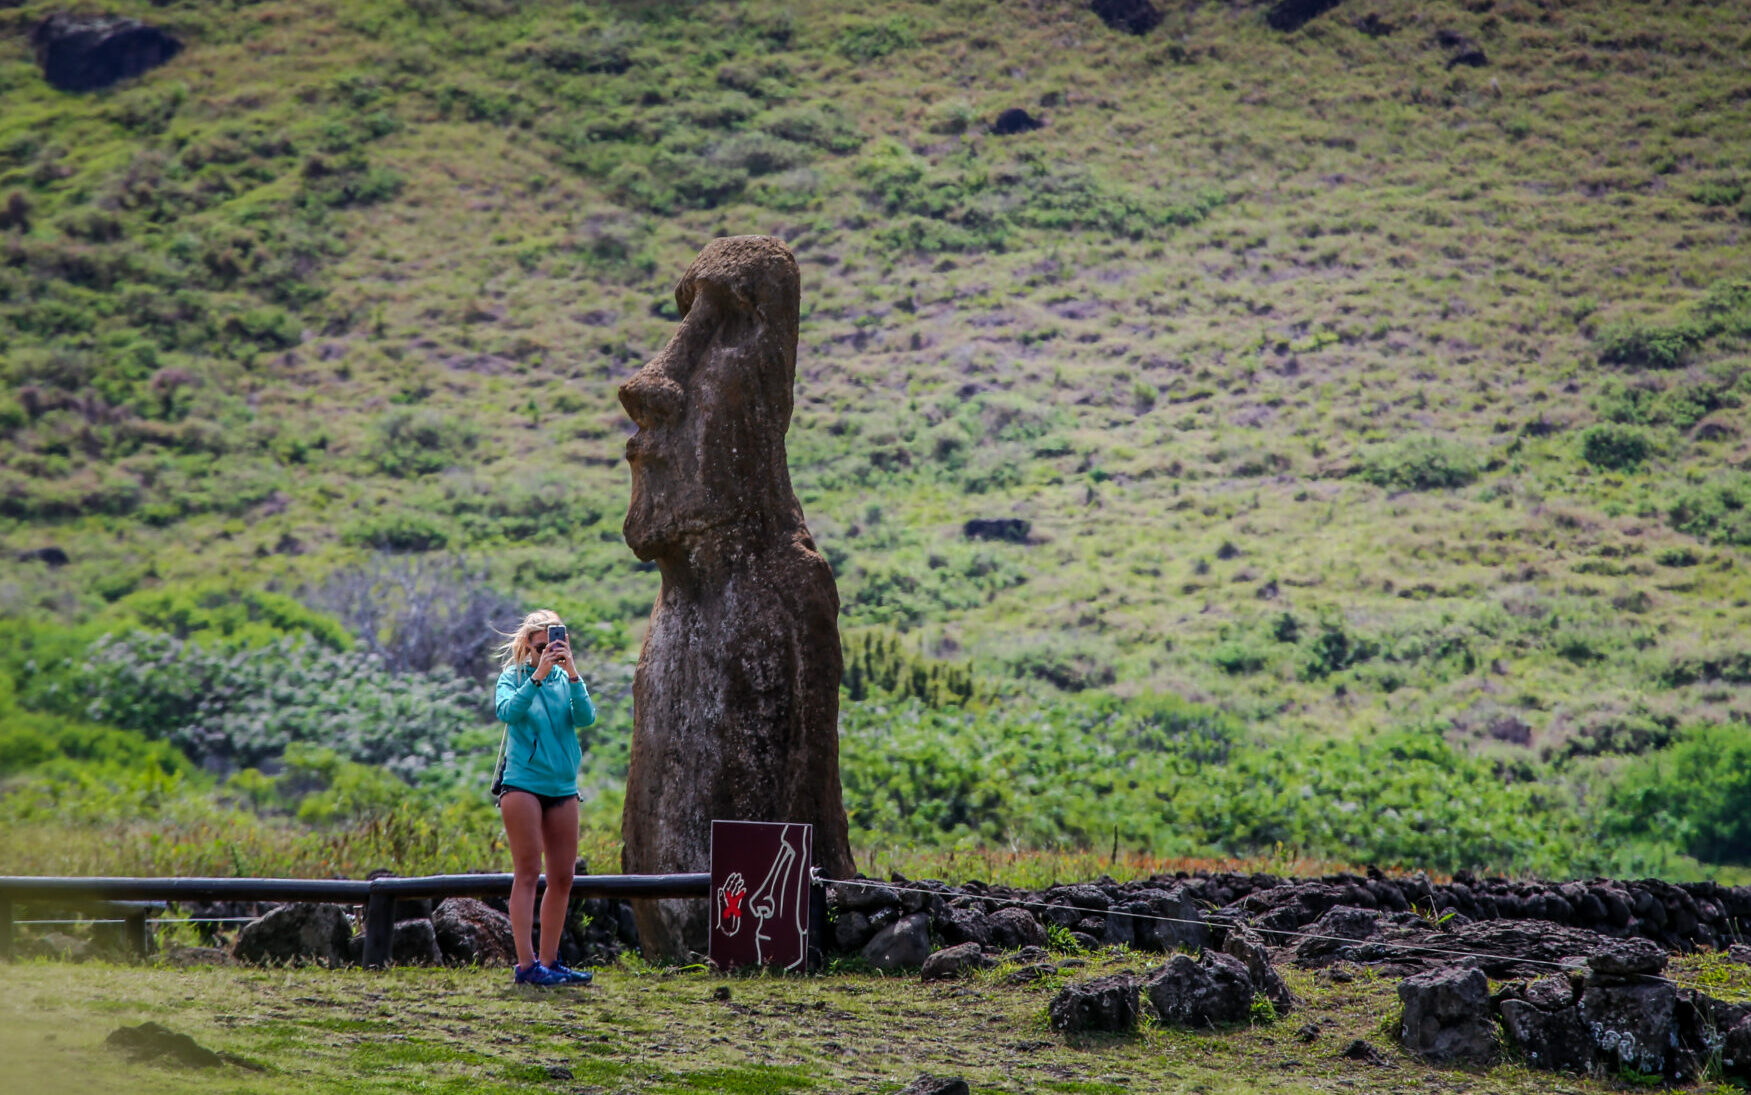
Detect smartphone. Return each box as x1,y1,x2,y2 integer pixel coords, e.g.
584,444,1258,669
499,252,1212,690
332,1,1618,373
546,623,567,646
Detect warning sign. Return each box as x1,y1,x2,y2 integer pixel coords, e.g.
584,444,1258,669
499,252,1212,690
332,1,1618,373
709,820,814,972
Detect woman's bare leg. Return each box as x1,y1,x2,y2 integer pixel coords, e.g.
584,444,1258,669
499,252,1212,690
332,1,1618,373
538,797,579,966
500,792,545,970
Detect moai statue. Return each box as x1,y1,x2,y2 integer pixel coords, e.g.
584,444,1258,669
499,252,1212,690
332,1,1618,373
618,236,856,961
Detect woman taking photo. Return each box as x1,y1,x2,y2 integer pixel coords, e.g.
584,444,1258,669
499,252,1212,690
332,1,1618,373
493,609,596,986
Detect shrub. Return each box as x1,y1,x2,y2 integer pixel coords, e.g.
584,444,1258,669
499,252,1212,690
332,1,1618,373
1359,437,1481,491
80,631,485,778
1212,640,1268,675
1596,319,1705,369
1666,474,1751,546
1579,424,1651,470
299,554,519,682
343,512,452,552
1602,725,1751,862
837,17,917,61
842,630,974,706
759,103,863,153
369,408,478,477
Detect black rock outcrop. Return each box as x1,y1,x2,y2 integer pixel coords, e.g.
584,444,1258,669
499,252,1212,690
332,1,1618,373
32,13,183,93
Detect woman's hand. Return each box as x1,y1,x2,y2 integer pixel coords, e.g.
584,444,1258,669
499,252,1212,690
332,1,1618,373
555,640,580,682
533,641,563,681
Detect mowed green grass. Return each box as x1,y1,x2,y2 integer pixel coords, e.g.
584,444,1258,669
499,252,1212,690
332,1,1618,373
1,0,1750,754
4,952,1746,1094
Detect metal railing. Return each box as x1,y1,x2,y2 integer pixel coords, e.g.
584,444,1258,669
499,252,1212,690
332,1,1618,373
0,872,710,967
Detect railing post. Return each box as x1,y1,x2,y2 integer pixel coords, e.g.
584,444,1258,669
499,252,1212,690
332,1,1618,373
362,883,394,969
1,896,12,963
125,907,149,959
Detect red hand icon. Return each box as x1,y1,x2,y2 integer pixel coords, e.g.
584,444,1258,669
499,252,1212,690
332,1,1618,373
723,888,746,919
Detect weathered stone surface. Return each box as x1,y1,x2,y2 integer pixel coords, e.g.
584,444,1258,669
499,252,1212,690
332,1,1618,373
390,918,443,966
1049,974,1140,1033
833,910,875,953
1498,976,1593,1075
920,942,988,981
31,13,182,93
234,903,352,966
1588,936,1667,978
1145,952,1256,1028
1396,967,1496,1066
990,108,1042,136
833,880,901,914
1580,978,1674,1076
1266,0,1343,34
936,907,992,949
434,897,517,966
987,906,1048,950
897,1076,970,1095
1224,928,1294,1014
618,236,855,959
26,930,93,961
1129,886,1208,953
1724,1014,1751,1083
963,518,1030,543
1293,905,1380,966
863,912,931,971
1089,0,1161,36
1730,943,1751,965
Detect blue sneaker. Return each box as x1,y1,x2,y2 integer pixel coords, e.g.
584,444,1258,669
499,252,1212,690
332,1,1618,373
513,961,572,987
548,961,594,985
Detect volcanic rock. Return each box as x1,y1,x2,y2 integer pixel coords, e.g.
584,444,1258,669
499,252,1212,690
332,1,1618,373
31,13,182,93
1049,974,1140,1033
1146,951,1257,1028
863,912,932,971
233,903,352,966
1396,966,1496,1066
1266,0,1342,33
618,236,855,959
920,942,988,981
1090,0,1161,35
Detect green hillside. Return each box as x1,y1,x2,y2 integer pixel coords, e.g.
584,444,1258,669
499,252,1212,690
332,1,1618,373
3,0,1751,876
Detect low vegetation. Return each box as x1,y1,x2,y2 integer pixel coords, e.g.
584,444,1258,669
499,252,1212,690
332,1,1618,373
2,0,1751,885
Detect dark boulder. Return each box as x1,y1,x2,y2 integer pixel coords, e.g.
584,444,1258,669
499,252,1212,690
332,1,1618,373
936,907,992,949
863,912,932,971
390,918,443,966
1354,13,1393,37
1225,928,1294,1014
1266,0,1342,33
1128,886,1208,953
898,1076,970,1095
987,906,1048,950
1089,0,1161,36
920,942,988,981
1497,976,1593,1074
1396,966,1496,1066
1587,936,1666,978
990,109,1043,137
1049,974,1140,1033
234,903,352,966
1293,905,1380,966
17,546,69,567
1725,1014,1751,1083
833,910,876,952
31,13,183,93
962,516,1029,542
832,879,902,914
1145,952,1256,1028
1580,977,1674,1076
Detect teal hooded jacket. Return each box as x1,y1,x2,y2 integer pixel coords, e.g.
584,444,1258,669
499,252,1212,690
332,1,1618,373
494,665,596,798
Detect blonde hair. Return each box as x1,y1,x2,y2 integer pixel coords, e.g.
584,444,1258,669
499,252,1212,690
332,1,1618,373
496,609,564,671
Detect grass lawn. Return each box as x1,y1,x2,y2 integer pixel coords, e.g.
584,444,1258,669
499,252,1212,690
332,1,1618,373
3,952,1747,1094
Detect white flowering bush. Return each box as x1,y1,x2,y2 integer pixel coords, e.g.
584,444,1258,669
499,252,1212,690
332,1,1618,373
79,631,485,780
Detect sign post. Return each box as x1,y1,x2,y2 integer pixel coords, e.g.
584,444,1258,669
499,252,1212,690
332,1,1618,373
708,820,816,973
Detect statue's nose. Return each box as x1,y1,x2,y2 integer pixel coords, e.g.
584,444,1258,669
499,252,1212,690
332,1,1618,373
619,367,684,430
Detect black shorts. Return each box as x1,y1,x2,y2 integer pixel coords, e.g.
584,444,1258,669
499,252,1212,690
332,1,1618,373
499,785,579,810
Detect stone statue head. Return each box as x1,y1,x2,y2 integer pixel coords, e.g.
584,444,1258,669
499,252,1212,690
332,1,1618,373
619,236,803,562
